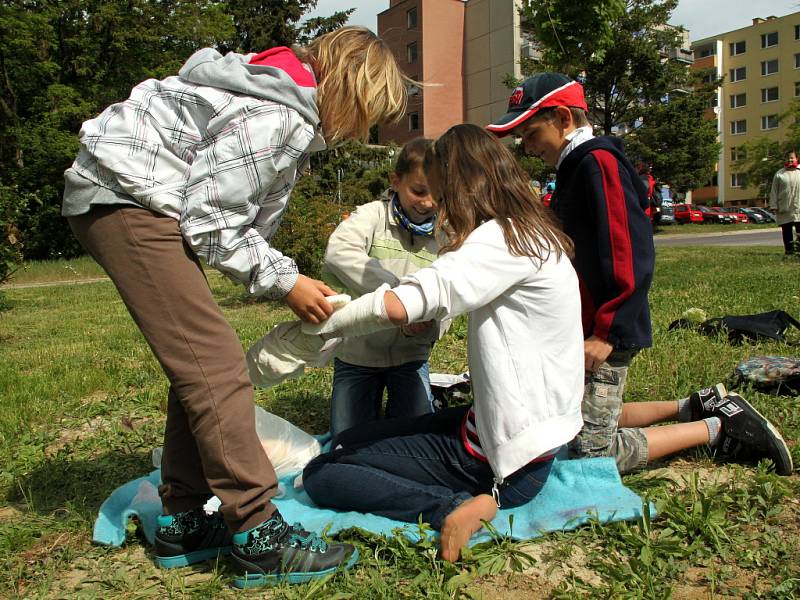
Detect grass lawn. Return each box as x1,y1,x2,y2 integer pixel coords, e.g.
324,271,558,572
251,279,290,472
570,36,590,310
1,247,798,598
654,223,776,235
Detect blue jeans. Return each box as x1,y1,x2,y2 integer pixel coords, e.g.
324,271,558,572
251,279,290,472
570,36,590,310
303,406,555,530
330,358,434,437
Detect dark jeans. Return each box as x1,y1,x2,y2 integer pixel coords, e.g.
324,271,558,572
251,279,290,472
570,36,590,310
330,358,434,437
781,222,800,253
303,406,555,530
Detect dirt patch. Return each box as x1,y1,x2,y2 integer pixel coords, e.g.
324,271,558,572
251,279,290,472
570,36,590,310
45,415,109,457
0,505,23,522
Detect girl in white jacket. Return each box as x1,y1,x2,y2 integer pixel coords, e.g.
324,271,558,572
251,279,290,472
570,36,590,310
301,123,585,562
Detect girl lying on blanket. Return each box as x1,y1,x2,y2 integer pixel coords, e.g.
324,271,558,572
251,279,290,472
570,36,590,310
292,123,586,561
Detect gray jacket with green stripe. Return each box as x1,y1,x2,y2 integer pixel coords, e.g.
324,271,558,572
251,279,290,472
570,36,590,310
322,197,448,368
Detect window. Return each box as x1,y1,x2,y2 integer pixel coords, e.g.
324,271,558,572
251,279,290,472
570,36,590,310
710,94,718,108
731,173,746,188
730,93,746,108
761,59,779,75
761,31,779,48
407,83,420,96
730,66,746,82
761,114,779,130
406,7,417,29
406,42,418,64
731,119,747,134
796,53,800,68
408,112,419,131
796,24,800,40
731,146,747,161
795,81,800,96
761,87,779,102
729,40,746,55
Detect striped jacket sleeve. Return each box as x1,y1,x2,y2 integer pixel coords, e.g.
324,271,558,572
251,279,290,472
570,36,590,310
180,103,315,298
583,149,653,347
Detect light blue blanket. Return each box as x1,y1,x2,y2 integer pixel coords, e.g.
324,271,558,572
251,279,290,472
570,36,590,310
93,454,651,548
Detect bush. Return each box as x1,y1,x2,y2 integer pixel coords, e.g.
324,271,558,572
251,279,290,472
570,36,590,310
0,184,28,286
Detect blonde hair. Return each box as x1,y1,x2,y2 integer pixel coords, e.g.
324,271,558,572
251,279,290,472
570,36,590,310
425,124,573,261
295,27,410,144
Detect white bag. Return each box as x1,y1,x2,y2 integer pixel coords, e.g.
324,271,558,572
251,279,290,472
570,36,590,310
151,406,322,479
253,406,322,477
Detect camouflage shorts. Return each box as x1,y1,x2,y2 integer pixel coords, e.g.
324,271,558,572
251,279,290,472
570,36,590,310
568,351,649,474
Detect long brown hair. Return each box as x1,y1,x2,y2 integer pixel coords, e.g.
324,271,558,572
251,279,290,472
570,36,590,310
295,27,410,144
424,124,573,261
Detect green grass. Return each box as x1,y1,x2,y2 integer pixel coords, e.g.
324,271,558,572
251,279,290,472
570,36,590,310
4,256,107,285
655,222,775,235
1,247,798,598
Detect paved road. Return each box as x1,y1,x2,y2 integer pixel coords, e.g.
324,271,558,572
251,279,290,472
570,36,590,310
654,228,782,247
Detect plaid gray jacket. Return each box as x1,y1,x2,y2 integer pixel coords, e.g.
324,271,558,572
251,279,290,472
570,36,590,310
67,75,326,298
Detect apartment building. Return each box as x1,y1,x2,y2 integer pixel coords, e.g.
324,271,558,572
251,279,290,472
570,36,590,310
377,0,529,145
692,12,800,206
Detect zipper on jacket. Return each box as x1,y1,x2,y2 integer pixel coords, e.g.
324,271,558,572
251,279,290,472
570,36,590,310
491,477,503,508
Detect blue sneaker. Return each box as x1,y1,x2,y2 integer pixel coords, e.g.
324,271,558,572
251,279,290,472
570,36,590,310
154,508,232,568
231,510,358,588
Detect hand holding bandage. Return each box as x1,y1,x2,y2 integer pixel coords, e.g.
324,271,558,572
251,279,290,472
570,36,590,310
301,283,396,339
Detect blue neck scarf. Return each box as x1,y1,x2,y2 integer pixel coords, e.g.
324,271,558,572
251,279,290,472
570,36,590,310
391,192,436,236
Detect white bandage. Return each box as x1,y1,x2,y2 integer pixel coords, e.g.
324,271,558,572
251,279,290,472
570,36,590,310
246,321,341,388
301,283,395,339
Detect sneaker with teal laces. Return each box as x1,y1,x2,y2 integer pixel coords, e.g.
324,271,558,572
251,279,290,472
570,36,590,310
231,510,358,588
154,508,232,568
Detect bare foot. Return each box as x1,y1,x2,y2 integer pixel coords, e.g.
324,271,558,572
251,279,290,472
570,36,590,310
439,494,497,562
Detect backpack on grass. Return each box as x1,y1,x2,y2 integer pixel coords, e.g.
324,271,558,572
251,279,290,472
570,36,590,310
733,356,800,396
669,310,800,345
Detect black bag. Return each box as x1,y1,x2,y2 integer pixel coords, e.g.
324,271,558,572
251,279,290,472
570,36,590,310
669,310,800,345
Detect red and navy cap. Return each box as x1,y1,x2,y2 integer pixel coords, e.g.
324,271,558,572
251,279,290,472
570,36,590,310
486,73,587,137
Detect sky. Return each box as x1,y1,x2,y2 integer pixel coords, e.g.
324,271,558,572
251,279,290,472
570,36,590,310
305,0,799,42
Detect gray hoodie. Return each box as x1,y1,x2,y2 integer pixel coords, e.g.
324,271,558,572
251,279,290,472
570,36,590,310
63,47,326,298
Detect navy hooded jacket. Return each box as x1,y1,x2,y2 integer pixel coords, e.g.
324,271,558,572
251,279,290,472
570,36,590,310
552,136,654,351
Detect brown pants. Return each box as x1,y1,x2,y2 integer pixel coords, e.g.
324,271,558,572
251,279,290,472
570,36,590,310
68,205,276,532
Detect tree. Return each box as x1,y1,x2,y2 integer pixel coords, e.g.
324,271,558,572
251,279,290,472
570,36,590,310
520,0,719,195
225,0,353,52
521,0,688,135
0,0,353,261
625,78,720,193
733,100,800,201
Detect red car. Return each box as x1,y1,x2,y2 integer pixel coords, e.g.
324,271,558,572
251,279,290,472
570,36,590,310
720,207,749,223
696,205,735,224
673,203,703,223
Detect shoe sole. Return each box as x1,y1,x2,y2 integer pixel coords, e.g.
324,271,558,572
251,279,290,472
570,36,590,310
155,545,233,569
231,548,360,588
719,393,794,476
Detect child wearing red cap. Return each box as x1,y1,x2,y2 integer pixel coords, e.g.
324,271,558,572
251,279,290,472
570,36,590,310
488,73,793,478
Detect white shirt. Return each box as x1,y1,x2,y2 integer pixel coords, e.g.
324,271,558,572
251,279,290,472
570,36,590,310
556,125,595,169
392,219,585,480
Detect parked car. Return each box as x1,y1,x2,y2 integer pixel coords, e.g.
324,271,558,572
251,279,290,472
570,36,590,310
739,208,766,223
749,207,776,222
659,202,676,225
720,207,749,223
673,203,703,223
696,204,735,224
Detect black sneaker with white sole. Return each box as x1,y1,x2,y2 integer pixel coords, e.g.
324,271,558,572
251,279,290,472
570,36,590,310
711,392,793,476
688,383,728,422
154,508,232,568
231,510,358,588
